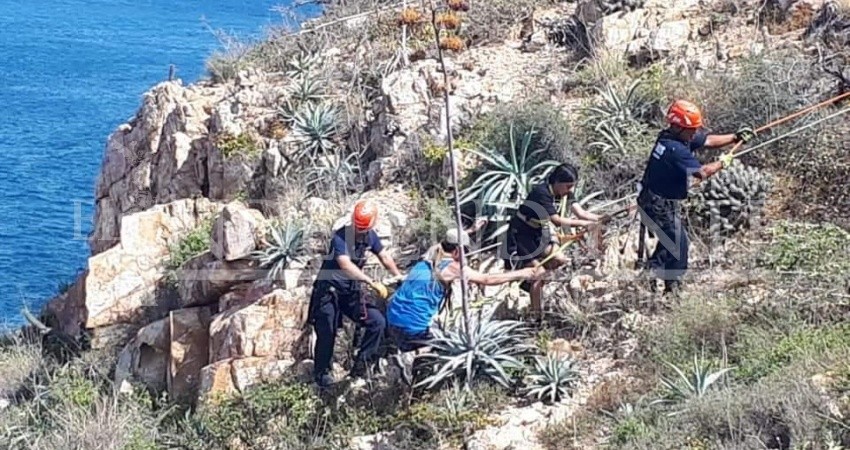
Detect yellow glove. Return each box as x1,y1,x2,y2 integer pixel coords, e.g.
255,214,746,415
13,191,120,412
369,281,389,300
719,153,735,168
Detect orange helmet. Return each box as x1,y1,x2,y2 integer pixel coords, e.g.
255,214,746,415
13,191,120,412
352,199,378,231
666,100,703,129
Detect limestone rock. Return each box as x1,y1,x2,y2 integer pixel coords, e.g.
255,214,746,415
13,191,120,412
50,198,219,338
168,307,212,404
598,9,648,53
198,357,296,401
652,20,691,53
178,253,264,308
210,202,266,261
208,288,311,364
115,318,170,392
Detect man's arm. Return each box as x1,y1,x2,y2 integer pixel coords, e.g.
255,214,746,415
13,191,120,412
694,161,724,180
704,133,737,148
336,255,376,284
453,264,542,287
550,214,596,229
376,249,402,277
570,203,602,222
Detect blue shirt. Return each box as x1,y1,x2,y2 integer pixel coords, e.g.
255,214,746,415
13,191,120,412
643,130,707,200
386,259,452,334
317,226,384,292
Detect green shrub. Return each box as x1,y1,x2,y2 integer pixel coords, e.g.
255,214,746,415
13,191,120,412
0,338,42,400
461,99,575,163
215,132,260,159
196,381,320,447
759,221,850,279
165,218,214,286
734,323,850,383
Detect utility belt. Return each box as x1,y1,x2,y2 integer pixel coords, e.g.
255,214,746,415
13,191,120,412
307,280,363,326
516,211,546,229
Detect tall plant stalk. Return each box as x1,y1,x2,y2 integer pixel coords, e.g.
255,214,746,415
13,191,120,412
429,1,470,331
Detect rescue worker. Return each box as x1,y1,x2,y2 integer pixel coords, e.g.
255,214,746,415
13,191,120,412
502,163,603,318
308,199,403,388
638,100,755,295
386,228,544,383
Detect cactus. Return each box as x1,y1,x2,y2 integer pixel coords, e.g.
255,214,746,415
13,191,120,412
688,164,771,237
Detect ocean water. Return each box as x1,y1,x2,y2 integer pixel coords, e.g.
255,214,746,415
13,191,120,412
0,0,311,327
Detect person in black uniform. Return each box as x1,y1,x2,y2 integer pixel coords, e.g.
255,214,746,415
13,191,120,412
308,199,403,388
638,100,755,295
503,163,603,318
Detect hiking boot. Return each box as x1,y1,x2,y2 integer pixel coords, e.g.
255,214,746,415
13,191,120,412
314,372,334,389
391,353,415,386
348,359,369,379
663,280,682,297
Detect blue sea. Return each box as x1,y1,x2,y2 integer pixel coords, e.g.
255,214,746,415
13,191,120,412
0,0,314,327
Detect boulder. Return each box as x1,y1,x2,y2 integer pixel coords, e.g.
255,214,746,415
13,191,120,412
73,198,219,334
651,20,691,54
598,9,648,53
198,357,296,401
168,307,212,404
177,253,264,308
210,202,266,261
115,318,170,392
208,288,311,363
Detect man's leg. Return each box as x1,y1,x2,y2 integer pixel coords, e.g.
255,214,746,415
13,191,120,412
312,295,339,387
664,214,689,294
342,302,386,377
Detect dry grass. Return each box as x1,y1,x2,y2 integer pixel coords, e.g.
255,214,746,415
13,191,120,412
0,338,42,400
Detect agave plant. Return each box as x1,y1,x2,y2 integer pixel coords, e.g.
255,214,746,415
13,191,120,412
459,125,559,239
251,221,307,281
525,355,580,403
304,148,360,194
654,355,733,409
291,101,340,158
287,74,325,106
417,307,531,390
583,79,650,132
285,50,321,80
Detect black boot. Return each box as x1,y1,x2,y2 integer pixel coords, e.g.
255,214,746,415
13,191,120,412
349,359,369,379
663,280,681,296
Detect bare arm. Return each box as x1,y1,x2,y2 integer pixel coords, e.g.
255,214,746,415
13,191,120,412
550,214,596,229
571,203,602,222
443,263,539,287
694,161,724,180
704,133,737,148
376,249,402,277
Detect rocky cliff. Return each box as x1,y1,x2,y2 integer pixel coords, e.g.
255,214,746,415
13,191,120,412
32,0,850,448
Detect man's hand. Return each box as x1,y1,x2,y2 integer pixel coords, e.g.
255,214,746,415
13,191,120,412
719,153,735,168
384,274,406,285
369,281,389,300
735,126,756,143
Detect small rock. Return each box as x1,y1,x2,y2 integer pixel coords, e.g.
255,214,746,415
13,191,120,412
386,211,408,228
0,398,10,410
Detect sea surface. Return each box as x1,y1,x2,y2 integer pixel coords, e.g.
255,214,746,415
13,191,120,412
0,0,312,328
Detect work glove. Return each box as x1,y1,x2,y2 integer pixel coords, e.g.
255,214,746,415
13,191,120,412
557,233,580,245
735,126,756,143
368,281,389,300
719,153,735,168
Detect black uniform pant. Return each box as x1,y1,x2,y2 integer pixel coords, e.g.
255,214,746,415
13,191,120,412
309,281,386,378
638,190,689,282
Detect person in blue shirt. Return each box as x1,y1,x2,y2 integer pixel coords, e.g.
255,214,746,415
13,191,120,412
638,100,755,295
386,228,543,383
308,199,403,388
502,163,604,319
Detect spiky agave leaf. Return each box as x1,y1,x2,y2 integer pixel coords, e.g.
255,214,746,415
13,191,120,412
291,102,339,159
459,124,559,240
653,354,732,411
525,355,580,403
287,74,325,105
417,308,532,390
286,50,321,80
251,221,307,281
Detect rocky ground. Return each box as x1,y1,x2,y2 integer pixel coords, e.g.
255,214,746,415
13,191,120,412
2,0,850,449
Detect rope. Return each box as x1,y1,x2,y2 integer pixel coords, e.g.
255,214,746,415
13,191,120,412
732,106,850,159
724,91,850,157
